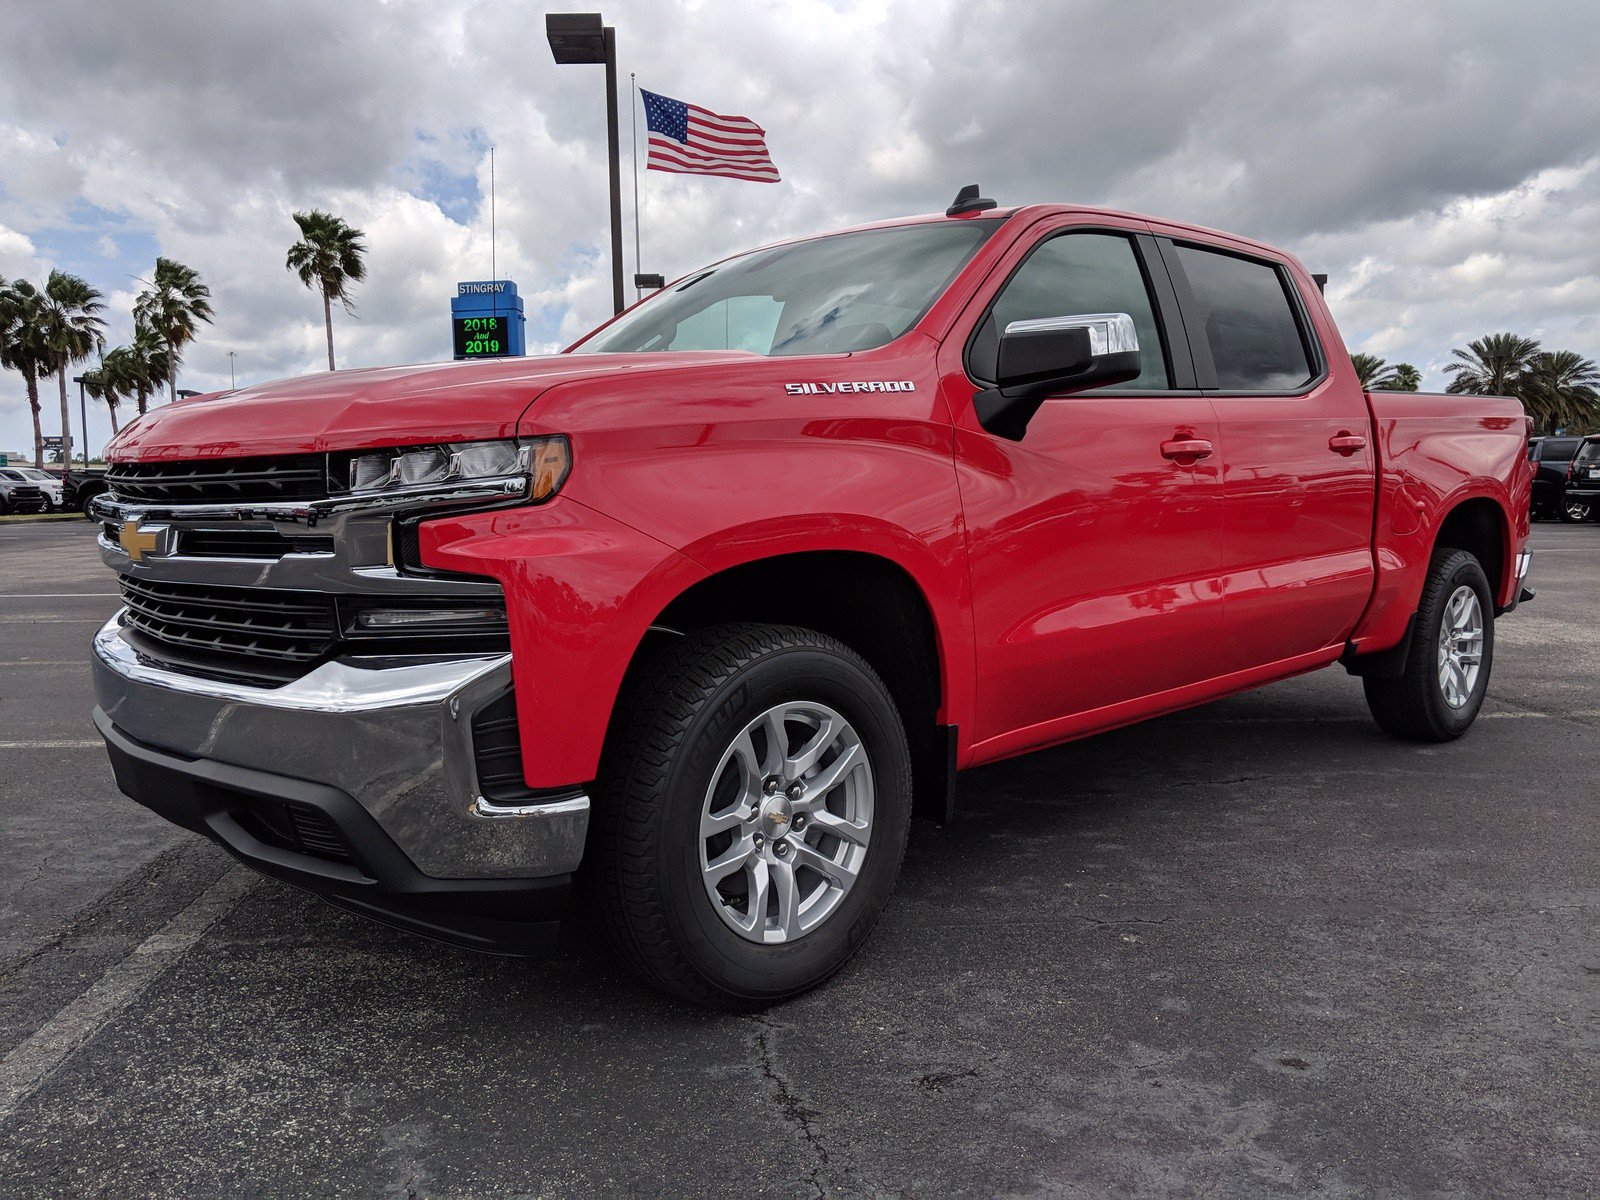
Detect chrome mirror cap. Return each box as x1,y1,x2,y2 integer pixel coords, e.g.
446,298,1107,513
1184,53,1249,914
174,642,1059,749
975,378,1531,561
1003,311,1139,356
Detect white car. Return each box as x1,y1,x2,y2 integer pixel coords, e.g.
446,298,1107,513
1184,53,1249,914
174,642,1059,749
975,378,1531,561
0,466,65,512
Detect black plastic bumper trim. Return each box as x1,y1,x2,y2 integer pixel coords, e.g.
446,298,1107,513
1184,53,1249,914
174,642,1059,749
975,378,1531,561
93,708,570,956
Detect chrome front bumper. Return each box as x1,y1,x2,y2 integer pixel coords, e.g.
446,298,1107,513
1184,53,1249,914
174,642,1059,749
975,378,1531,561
91,613,589,880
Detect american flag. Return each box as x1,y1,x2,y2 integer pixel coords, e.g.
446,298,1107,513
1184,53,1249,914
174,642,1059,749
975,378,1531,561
640,88,780,184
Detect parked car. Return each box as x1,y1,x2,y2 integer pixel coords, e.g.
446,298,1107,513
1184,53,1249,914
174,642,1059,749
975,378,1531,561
89,194,1533,1006
0,466,59,513
63,467,110,518
1561,434,1600,521
1530,435,1585,521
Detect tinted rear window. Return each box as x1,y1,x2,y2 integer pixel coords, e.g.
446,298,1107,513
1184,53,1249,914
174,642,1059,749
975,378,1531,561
1573,440,1600,466
1174,244,1316,392
1540,438,1581,461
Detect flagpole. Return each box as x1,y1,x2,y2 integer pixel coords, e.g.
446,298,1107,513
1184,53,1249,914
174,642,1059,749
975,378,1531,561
630,72,641,303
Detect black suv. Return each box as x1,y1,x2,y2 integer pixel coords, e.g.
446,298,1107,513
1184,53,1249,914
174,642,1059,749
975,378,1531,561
1530,435,1587,522
1562,435,1600,523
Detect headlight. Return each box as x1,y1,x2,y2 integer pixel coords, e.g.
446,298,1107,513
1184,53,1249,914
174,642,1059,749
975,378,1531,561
346,437,570,503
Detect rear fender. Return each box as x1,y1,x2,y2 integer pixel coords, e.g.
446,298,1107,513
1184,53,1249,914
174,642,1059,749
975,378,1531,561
1354,478,1521,655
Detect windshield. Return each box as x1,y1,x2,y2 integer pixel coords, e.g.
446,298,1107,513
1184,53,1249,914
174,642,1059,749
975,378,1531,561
578,220,1001,357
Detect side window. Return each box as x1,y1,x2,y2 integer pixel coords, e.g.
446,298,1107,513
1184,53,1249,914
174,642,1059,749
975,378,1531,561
1172,244,1316,391
970,232,1170,392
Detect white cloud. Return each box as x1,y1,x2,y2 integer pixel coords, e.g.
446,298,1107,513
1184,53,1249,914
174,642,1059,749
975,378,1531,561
0,0,1597,453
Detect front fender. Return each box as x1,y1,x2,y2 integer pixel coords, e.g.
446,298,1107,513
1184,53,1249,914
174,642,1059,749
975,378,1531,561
418,498,706,789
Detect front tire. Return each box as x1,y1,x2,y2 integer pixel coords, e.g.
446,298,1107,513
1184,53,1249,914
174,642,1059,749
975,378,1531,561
1363,549,1494,742
1561,496,1593,523
591,623,912,1008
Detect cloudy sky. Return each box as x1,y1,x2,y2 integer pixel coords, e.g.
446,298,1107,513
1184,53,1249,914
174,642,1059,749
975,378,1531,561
2,0,1597,457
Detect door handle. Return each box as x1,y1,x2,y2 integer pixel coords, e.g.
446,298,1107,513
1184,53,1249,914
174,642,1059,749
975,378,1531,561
1328,432,1367,455
1160,438,1214,461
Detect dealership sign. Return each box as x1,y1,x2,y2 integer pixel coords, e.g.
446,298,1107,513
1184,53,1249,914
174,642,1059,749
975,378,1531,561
452,280,526,360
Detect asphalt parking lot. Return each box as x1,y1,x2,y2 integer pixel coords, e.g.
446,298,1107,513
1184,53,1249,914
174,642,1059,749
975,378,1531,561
0,519,1594,1197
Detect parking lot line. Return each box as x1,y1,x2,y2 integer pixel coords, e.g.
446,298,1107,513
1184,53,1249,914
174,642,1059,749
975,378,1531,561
0,740,104,749
0,617,106,624
0,869,256,1121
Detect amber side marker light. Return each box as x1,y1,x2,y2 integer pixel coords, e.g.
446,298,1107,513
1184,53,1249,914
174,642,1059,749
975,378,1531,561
529,436,572,502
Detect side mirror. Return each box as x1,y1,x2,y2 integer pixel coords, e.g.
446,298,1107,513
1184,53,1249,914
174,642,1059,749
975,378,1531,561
973,312,1142,441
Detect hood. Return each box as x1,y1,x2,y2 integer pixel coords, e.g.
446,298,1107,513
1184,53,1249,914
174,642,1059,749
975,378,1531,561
104,351,753,461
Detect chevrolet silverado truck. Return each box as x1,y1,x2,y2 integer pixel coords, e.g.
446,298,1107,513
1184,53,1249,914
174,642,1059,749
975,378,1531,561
90,191,1533,1007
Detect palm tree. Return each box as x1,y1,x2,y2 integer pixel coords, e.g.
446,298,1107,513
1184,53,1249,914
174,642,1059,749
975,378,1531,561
1444,333,1541,398
1350,353,1387,388
285,210,367,371
1,279,55,466
37,271,106,467
127,320,170,417
1385,363,1422,392
134,257,214,404
1352,353,1423,391
1523,350,1600,434
84,346,140,434
1,280,53,465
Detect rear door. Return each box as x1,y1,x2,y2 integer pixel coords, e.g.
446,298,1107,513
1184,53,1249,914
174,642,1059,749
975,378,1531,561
943,217,1229,756
1155,235,1376,671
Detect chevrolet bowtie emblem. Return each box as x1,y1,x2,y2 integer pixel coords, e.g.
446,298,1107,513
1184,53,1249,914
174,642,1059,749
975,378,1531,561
118,520,169,562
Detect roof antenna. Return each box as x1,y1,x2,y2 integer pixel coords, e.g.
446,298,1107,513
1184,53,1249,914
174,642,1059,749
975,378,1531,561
946,183,997,217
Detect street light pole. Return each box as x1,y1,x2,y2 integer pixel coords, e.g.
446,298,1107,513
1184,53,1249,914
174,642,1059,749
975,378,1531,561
71,374,88,469
227,350,237,390
547,12,626,316
603,26,624,316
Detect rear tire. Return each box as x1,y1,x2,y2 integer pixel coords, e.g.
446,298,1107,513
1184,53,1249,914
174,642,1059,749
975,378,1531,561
591,623,912,1008
1363,549,1494,742
1560,496,1592,523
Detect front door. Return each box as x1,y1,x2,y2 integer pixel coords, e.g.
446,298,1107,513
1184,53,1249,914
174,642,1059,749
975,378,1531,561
944,222,1229,759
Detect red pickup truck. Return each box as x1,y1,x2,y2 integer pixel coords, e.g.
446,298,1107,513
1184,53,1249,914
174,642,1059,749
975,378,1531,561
91,191,1532,1006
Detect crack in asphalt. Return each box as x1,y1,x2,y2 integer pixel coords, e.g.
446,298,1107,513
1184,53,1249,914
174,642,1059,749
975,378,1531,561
748,1014,833,1197
0,842,217,980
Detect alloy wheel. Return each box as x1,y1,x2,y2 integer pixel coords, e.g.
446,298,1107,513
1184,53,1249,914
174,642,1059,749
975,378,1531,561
699,700,873,944
1436,585,1484,709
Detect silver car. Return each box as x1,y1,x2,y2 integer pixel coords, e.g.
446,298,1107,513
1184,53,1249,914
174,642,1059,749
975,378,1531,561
0,466,65,513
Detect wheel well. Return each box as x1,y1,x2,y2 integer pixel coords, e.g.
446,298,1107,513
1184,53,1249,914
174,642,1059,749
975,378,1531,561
1434,498,1506,602
624,551,952,820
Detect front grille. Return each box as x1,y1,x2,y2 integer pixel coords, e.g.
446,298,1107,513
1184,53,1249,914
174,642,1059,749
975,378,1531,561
118,575,340,684
177,528,336,559
106,453,331,505
100,522,335,560
117,575,509,686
